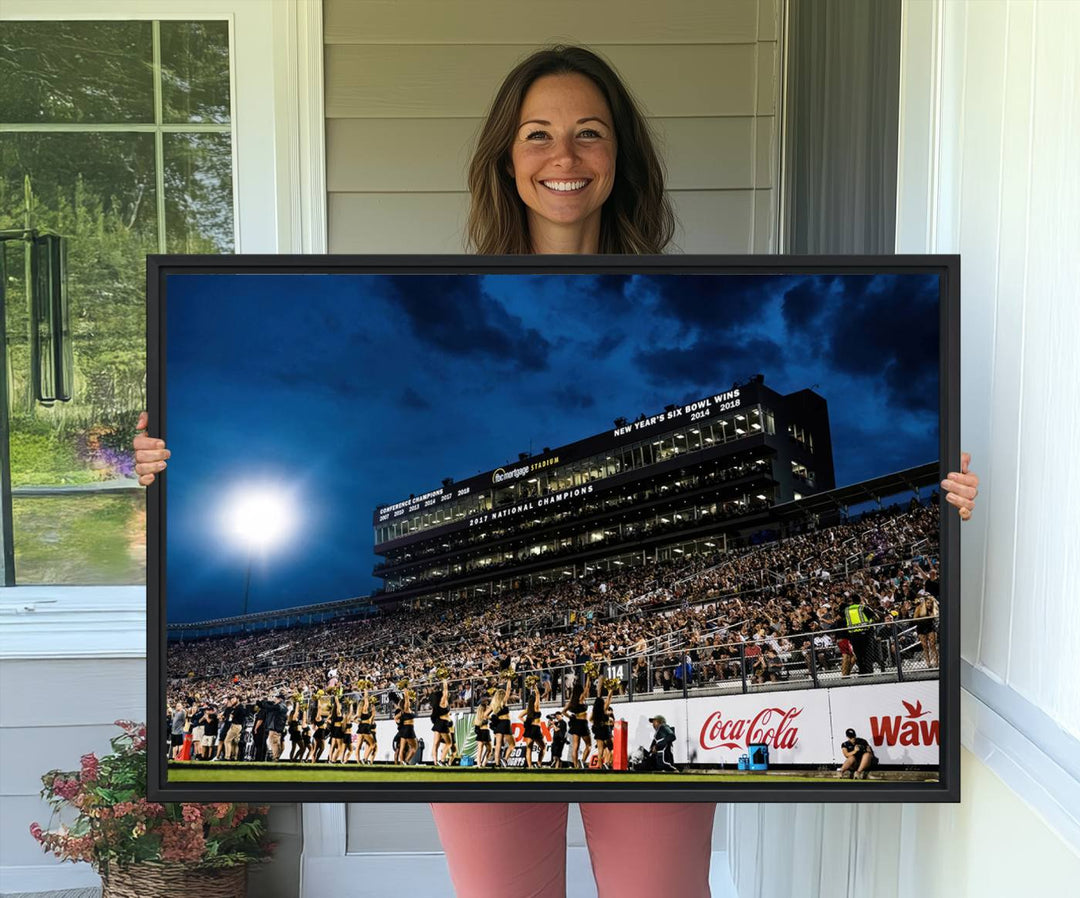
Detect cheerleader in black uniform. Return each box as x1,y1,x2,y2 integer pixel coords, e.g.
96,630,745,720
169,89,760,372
308,715,328,763
356,690,377,765
429,679,453,766
518,681,544,769
590,679,615,769
489,679,514,767
328,697,347,764
560,673,591,768
914,592,939,669
396,691,418,765
473,697,492,767
344,698,362,764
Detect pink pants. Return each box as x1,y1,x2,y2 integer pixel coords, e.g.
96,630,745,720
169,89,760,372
431,802,715,898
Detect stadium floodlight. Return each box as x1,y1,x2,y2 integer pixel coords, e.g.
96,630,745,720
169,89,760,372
220,483,299,615
223,485,296,550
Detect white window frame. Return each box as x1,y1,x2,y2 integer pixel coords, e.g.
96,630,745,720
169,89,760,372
0,0,326,653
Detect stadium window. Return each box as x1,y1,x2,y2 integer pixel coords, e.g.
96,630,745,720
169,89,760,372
1,18,235,585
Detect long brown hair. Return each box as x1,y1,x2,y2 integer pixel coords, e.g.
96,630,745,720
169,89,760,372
466,45,675,255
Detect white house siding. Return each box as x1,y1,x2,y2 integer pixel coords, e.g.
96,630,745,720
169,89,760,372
324,0,782,254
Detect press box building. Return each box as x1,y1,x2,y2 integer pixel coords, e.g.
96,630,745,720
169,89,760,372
371,375,835,605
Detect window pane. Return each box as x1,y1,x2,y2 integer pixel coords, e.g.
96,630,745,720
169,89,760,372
13,492,147,584
1,132,157,490
164,133,235,252
0,22,154,124
160,21,232,124
2,20,234,586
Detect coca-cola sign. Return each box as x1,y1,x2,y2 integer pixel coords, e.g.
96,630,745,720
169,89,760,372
700,706,802,750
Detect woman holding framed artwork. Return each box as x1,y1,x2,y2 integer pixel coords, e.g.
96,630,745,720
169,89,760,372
135,43,980,898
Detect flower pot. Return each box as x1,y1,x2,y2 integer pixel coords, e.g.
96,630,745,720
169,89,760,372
101,861,247,898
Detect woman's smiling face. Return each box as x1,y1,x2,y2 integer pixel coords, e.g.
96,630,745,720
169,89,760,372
509,72,617,242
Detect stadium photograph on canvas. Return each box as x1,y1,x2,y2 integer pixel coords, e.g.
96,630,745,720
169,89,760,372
147,255,960,803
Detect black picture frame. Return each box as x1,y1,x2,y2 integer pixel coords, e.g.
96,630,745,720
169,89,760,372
147,253,960,804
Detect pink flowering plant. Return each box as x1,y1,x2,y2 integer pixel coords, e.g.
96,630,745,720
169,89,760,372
30,721,274,874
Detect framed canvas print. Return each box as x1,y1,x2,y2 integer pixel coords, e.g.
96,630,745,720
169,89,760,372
147,254,960,803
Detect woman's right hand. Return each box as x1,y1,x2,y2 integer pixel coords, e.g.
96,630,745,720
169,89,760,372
133,411,170,486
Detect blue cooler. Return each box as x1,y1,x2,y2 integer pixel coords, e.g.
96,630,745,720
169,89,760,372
748,743,769,770
737,754,750,771
460,756,474,767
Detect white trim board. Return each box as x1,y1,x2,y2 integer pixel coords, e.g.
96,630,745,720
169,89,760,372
960,670,1080,855
0,587,145,659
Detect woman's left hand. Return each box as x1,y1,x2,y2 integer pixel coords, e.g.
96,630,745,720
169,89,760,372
941,452,979,521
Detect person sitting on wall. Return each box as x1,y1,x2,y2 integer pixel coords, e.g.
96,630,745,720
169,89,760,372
648,714,678,772
838,727,879,779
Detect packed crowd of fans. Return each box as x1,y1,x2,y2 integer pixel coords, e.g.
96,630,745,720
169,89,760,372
167,497,941,754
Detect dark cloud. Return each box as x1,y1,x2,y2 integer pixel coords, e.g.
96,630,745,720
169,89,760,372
589,274,632,311
781,277,832,332
400,387,431,410
634,333,785,392
825,275,939,413
589,331,625,359
382,275,551,371
638,274,799,332
552,384,596,410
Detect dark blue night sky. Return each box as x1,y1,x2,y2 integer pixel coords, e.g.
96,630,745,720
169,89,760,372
165,271,940,623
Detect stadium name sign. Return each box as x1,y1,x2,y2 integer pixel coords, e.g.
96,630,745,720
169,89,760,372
492,455,561,485
469,483,596,526
612,388,742,438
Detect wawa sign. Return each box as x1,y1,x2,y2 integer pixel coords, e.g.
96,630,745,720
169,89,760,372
828,680,939,764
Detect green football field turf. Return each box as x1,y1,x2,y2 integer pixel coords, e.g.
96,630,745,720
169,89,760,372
168,762,933,785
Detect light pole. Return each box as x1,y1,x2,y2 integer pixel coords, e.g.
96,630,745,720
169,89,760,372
242,555,254,617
